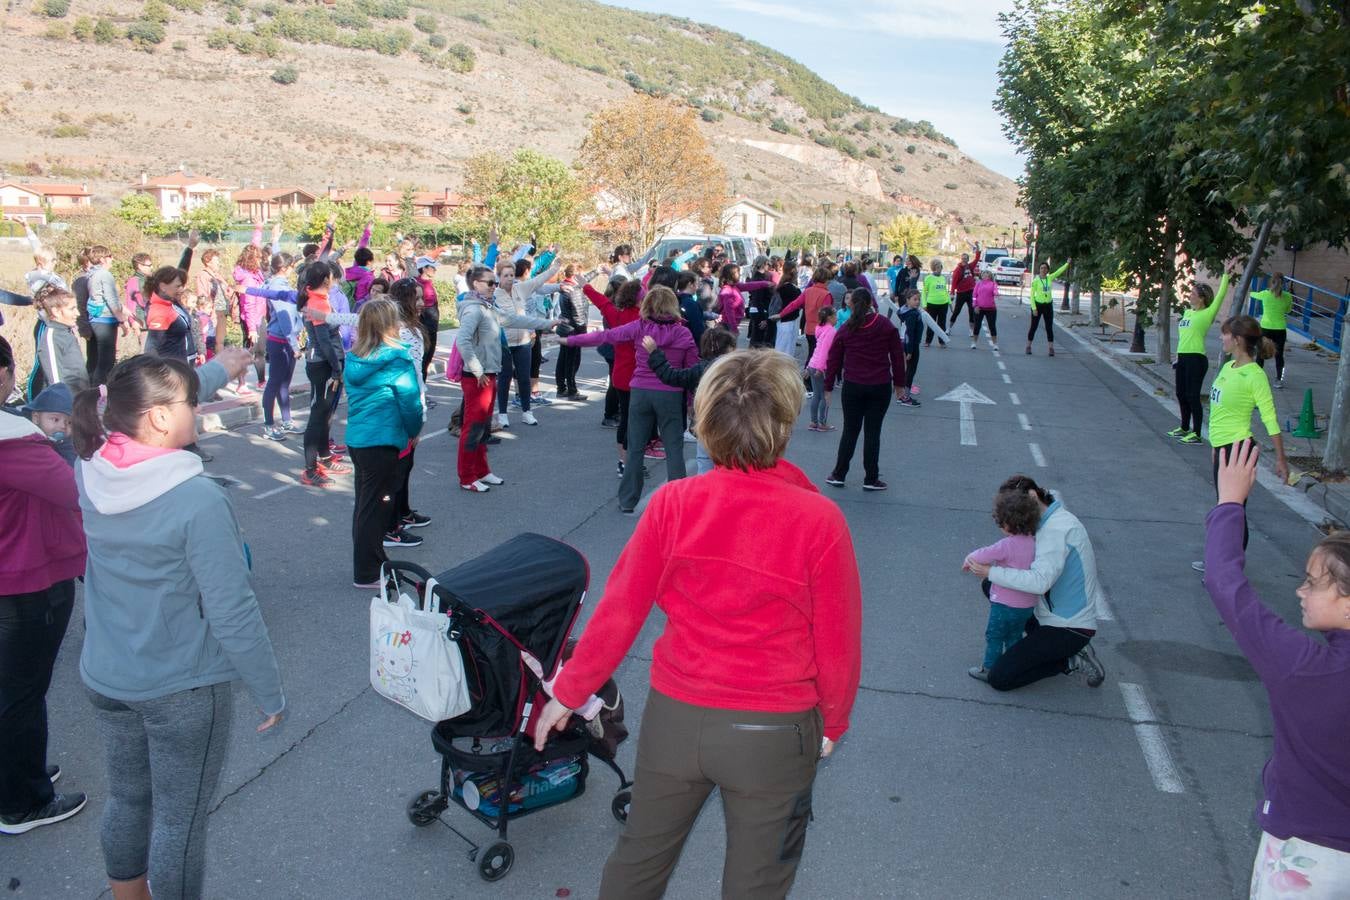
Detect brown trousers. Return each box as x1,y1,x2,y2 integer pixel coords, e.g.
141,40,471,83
600,690,822,900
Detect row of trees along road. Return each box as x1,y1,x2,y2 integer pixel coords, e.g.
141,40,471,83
997,0,1350,471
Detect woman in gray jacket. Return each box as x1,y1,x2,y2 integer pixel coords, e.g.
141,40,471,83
455,265,558,492
71,354,284,900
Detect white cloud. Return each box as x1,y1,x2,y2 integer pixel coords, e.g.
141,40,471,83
721,0,1013,44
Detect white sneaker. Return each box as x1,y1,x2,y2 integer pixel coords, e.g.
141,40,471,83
969,341,977,349
460,480,490,493
522,412,538,426
496,413,510,428
481,472,505,485
990,342,1000,351
682,430,696,443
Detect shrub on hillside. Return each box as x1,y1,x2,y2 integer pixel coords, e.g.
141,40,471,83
944,182,959,189
444,42,475,72
428,32,446,48
905,144,916,154
126,20,166,49
172,39,188,50
358,0,408,18
165,0,204,10
271,65,298,84
93,17,118,42
891,164,905,173
72,15,93,39
865,145,882,158
42,0,70,18
700,107,723,123
44,21,69,40
143,0,171,24
769,117,791,134
332,2,369,30
413,13,437,33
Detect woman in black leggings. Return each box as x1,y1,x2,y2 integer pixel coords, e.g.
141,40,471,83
824,290,907,491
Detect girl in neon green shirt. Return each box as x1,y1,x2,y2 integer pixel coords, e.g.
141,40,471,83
1251,272,1294,387
1205,316,1289,550
920,260,950,348
1026,258,1069,356
1170,273,1229,445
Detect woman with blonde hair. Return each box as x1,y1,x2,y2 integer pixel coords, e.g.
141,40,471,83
562,286,697,513
342,298,424,589
535,350,862,898
232,241,268,394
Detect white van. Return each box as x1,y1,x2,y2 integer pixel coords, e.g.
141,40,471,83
981,247,1011,268
639,234,760,269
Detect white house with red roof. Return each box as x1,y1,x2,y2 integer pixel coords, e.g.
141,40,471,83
132,170,237,221
0,181,93,224
232,185,317,222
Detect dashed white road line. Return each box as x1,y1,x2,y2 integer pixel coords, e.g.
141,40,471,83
1017,413,1031,431
1008,392,1020,405
1028,442,1046,467
1001,373,1013,384
997,361,1007,371
254,482,298,501
1118,683,1186,794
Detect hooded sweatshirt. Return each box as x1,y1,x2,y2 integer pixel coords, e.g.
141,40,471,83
566,317,697,392
233,264,267,331
77,434,284,713
0,414,85,594
343,343,424,450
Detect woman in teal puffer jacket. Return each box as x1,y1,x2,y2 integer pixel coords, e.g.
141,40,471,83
343,298,425,589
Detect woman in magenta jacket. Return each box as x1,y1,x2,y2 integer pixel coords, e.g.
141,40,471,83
824,289,907,491
0,405,88,835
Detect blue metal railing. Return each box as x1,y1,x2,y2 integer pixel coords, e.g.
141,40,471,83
1248,275,1346,353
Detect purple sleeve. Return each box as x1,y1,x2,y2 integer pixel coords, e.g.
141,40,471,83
568,319,639,347
824,328,846,391
358,224,372,250
1203,503,1317,682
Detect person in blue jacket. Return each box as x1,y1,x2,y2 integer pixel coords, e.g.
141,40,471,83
343,298,425,590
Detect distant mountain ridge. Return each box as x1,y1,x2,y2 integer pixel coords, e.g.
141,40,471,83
0,0,1020,241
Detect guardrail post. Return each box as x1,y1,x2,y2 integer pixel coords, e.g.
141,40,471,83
1303,285,1314,334
1333,296,1346,352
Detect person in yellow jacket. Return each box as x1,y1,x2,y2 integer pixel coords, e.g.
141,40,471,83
1170,273,1230,445
920,260,951,348
1026,258,1069,356
1251,273,1295,388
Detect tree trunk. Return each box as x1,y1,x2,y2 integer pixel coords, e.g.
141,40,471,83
1071,282,1081,315
1324,342,1350,472
1060,278,1071,311
1131,268,1148,353
1090,288,1101,327
1157,277,1174,365
1229,219,1274,319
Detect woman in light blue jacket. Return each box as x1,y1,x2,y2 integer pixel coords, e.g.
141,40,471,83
71,354,284,900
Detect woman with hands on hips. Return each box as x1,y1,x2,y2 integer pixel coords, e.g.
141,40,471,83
1206,440,1350,898
534,350,862,900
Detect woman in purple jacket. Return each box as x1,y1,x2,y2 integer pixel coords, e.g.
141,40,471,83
1206,440,1350,897
562,286,697,514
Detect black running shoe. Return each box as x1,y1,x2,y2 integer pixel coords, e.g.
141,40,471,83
0,793,87,835
401,511,431,529
382,530,424,548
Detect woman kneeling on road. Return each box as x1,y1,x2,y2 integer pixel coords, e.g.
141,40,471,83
964,474,1107,691
1206,441,1350,898
534,350,863,899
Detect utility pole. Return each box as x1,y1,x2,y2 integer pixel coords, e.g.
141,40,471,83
821,203,831,257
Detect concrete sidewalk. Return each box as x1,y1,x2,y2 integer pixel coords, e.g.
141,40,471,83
1063,304,1348,527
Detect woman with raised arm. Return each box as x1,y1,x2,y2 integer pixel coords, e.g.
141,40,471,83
1026,258,1070,356
1169,273,1229,445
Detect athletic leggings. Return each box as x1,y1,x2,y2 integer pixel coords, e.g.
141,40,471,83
831,381,891,484
497,344,533,413
972,309,998,340
262,339,295,426
303,360,335,471
87,682,234,896
1174,352,1209,434
803,334,817,389
88,320,119,387
951,291,975,329
419,308,439,381
1212,443,1250,549
1028,303,1055,343
556,342,582,395
1259,328,1287,379
923,305,949,346
904,347,920,389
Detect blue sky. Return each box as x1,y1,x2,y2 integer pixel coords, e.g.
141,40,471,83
606,0,1024,180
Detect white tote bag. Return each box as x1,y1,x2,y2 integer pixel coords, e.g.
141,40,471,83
369,576,472,722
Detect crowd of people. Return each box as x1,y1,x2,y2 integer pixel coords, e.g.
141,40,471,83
1,217,1345,900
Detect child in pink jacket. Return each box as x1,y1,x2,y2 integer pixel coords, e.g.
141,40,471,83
805,307,837,431
962,487,1041,680
971,269,1000,350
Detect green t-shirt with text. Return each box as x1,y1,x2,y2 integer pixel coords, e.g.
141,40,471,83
1208,360,1278,447
1177,273,1229,356
1252,289,1293,331
921,273,950,307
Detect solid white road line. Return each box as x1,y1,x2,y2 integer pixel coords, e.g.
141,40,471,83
1017,413,1031,431
1008,392,1020,405
1028,442,1047,467
1118,683,1186,794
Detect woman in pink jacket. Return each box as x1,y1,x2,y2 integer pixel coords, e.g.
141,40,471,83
715,262,774,340
232,236,268,394
971,269,1000,351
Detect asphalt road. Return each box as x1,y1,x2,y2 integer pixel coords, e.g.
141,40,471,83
6,289,1323,899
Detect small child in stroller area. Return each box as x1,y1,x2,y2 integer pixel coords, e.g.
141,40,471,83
962,488,1041,682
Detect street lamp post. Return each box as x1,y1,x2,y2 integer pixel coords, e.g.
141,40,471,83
866,222,873,257
848,210,856,258
821,202,832,256
1011,221,1019,260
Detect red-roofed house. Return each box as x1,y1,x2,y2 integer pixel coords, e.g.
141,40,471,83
132,171,237,221
326,185,478,224
233,186,316,222
0,181,93,224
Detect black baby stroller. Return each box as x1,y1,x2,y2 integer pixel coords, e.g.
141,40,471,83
387,533,632,882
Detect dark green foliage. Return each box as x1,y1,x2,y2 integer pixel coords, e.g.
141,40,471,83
444,42,474,72
42,0,70,17
126,19,166,49
889,118,955,145
891,164,905,173
700,107,723,123
905,144,916,154
865,145,882,158
414,13,437,33
270,64,298,84
428,32,446,47
769,117,791,134
93,18,118,42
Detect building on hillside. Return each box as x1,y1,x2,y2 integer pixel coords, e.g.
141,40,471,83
326,186,477,225
584,190,778,245
233,186,317,222
0,181,93,224
132,171,237,221
720,197,779,242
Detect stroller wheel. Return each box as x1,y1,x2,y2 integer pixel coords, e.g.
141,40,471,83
406,790,444,827
611,790,632,824
477,841,514,882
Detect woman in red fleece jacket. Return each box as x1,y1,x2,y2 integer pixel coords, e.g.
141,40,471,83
534,350,862,899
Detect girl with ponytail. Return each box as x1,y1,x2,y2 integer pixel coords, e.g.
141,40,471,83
1169,273,1229,445
71,355,284,898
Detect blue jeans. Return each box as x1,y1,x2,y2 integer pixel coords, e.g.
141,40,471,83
984,602,1035,669
696,440,712,474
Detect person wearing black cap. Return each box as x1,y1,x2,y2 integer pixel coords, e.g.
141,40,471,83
22,383,76,466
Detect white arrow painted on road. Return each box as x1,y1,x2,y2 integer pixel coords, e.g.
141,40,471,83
936,382,996,446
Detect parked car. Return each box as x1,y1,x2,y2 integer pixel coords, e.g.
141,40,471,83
990,256,1026,285
638,234,759,270
980,247,1011,268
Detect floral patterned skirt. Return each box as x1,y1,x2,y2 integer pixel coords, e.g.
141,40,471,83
1251,831,1350,899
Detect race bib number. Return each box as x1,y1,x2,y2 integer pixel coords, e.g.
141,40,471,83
1209,385,1222,404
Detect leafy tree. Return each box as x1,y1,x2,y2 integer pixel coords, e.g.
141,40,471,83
181,196,235,241
394,185,419,235
115,193,167,236
578,96,728,249
879,214,937,259
301,196,377,246
55,211,150,280
459,150,587,248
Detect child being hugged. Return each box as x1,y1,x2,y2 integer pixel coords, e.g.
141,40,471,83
963,489,1042,682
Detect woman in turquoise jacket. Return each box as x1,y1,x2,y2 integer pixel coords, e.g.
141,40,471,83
1027,258,1070,356
343,299,425,589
